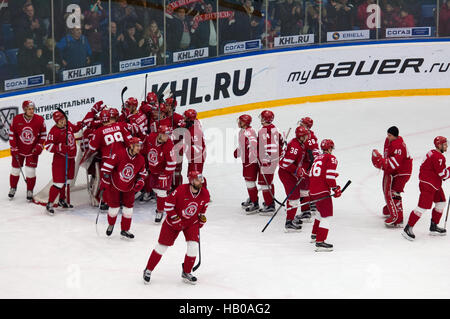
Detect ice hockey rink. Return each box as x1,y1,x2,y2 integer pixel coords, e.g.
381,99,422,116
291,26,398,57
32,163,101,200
1,95,450,299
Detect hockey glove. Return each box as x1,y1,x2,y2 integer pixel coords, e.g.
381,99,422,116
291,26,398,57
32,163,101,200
100,174,111,191
198,214,207,228
168,214,183,231
371,149,384,170
10,147,19,158
233,148,240,159
91,100,104,114
133,178,145,192
295,167,307,179
332,186,342,198
31,144,43,156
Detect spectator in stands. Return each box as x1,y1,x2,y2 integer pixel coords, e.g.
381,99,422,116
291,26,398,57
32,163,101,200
84,0,107,65
231,0,263,41
261,19,277,48
356,0,381,30
277,0,305,36
139,21,164,64
15,3,47,48
439,0,450,37
113,0,140,34
132,0,153,30
17,36,43,77
166,7,191,53
56,27,92,70
327,0,355,31
118,22,142,60
191,2,219,56
306,0,328,40
396,7,415,27
382,2,400,29
102,21,123,73
40,38,63,84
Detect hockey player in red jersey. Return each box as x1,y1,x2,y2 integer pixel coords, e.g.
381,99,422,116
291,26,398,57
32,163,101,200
100,137,147,239
234,114,260,214
143,171,210,285
141,124,177,223
257,110,282,215
8,100,47,201
309,139,341,251
183,109,206,175
402,136,449,241
119,97,148,138
45,110,82,215
296,116,320,223
278,126,310,232
140,92,161,133
372,126,413,227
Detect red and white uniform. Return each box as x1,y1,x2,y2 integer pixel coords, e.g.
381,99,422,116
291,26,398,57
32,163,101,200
257,123,282,207
235,126,259,204
145,184,210,275
142,132,177,211
299,129,320,215
45,121,82,204
88,122,133,162
407,149,449,229
278,138,307,220
101,146,147,232
185,119,206,174
9,113,46,192
309,153,339,243
119,110,148,138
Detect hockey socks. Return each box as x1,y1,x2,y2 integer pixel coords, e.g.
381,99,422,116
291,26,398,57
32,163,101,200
286,200,299,220
431,209,443,225
183,255,196,274
316,217,330,242
247,186,258,204
10,174,19,189
146,250,163,271
262,184,275,206
312,218,320,236
48,185,61,204
26,176,36,192
121,216,132,232
407,209,422,227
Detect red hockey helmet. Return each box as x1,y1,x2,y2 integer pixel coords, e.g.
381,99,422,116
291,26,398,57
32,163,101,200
259,110,274,124
434,136,447,148
100,109,111,123
188,170,204,183
146,92,158,104
321,139,335,151
159,102,170,113
129,136,142,146
53,110,65,123
238,114,252,126
22,100,35,111
165,97,177,109
295,126,309,139
109,108,119,119
158,124,172,135
184,109,198,121
299,117,313,129
125,97,138,109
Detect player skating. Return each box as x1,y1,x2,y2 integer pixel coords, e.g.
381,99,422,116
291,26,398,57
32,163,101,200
8,100,46,201
143,171,210,285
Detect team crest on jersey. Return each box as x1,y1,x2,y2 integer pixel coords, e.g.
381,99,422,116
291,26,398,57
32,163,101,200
20,127,35,145
183,202,199,218
119,164,135,182
68,133,75,147
0,106,19,142
147,149,159,166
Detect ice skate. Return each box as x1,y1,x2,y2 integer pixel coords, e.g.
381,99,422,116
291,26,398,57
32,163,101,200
310,234,317,243
45,203,54,216
258,203,275,216
315,242,333,252
106,224,114,236
245,202,259,215
143,269,152,284
429,221,446,236
120,230,135,240
284,219,302,232
241,198,252,209
154,210,164,223
26,190,33,202
8,188,16,200
296,211,312,223
182,271,197,285
58,198,73,208
402,225,415,241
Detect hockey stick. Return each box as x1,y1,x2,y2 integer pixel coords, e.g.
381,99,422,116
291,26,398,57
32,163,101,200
257,158,284,206
121,86,128,110
95,189,105,236
291,180,352,209
444,195,450,230
192,231,201,272
261,177,304,233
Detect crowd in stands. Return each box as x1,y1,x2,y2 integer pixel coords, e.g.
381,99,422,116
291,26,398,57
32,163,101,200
0,0,448,91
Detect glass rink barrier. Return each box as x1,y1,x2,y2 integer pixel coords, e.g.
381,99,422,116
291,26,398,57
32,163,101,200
0,0,448,93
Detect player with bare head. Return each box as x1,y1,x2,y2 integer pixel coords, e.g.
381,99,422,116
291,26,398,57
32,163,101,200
183,109,206,177
100,137,147,240
403,136,449,241
278,126,309,232
234,114,260,214
8,100,47,201
309,139,341,251
143,171,210,285
372,126,413,227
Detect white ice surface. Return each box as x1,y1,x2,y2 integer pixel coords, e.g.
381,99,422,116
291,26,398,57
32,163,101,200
1,95,450,299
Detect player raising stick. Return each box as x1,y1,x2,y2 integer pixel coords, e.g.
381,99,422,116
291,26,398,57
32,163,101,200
234,114,260,214
100,137,147,239
402,136,449,241
143,171,210,285
309,139,341,251
8,100,46,201
372,126,412,227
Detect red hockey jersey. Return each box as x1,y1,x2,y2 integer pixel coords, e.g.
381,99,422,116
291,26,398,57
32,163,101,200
164,183,210,229
236,126,258,164
9,113,46,156
419,149,450,190
119,110,148,138
185,120,206,164
279,138,307,175
302,130,320,170
45,121,82,159
383,136,413,176
309,153,339,196
257,123,282,166
142,132,177,175
101,146,147,192
88,122,133,160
